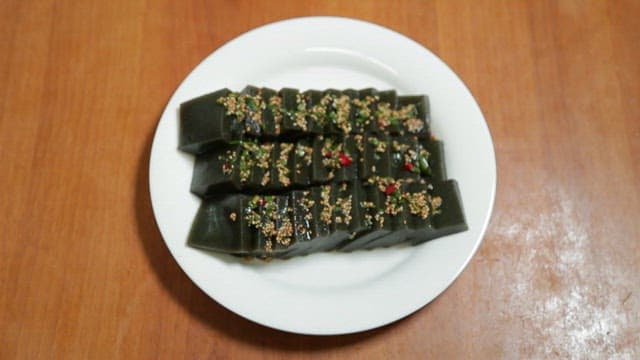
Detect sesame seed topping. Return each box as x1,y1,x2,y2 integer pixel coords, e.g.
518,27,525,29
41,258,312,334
320,186,333,225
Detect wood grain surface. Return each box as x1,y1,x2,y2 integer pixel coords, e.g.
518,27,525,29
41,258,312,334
1,1,638,358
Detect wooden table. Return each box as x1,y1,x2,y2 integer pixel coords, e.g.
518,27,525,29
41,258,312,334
2,1,638,358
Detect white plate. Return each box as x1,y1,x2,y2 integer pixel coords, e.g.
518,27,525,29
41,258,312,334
149,16,496,335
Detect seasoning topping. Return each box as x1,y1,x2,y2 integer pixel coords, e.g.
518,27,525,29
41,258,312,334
354,134,364,153
268,96,284,134
352,95,378,127
367,177,439,219
182,88,468,259
384,183,397,196
330,95,352,133
290,93,309,130
321,139,353,178
334,195,353,225
219,149,236,175
392,140,431,175
430,196,443,215
216,91,425,135
301,191,315,222
244,195,295,252
338,152,353,166
375,103,422,133
295,143,313,175
404,162,414,172
406,191,430,219
361,201,375,227
217,92,266,133
277,143,294,187
319,186,333,224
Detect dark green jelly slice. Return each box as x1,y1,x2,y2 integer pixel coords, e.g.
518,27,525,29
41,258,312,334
326,182,357,251
260,87,281,138
279,190,317,258
303,89,326,134
252,195,294,258
190,145,242,197
408,180,468,245
376,90,400,134
389,135,425,181
272,195,301,255
422,139,446,181
311,136,357,184
190,141,280,197
311,136,331,184
308,185,350,253
330,182,370,250
249,195,272,258
341,89,359,133
377,89,397,108
239,86,263,137
281,186,339,257
359,133,392,180
242,85,260,95
333,138,358,182
404,179,432,232
267,142,295,191
323,89,346,135
279,88,308,136
397,95,430,138
187,195,254,255
342,89,359,98
356,88,379,133
360,180,428,250
179,88,235,154
244,142,275,191
338,182,393,252
281,182,374,256
292,140,313,187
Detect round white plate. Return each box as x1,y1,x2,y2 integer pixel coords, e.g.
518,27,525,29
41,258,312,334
149,16,496,335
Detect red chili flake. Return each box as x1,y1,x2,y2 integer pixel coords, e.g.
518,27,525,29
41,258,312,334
338,152,352,166
324,151,333,158
403,162,414,171
257,198,266,206
384,183,397,195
